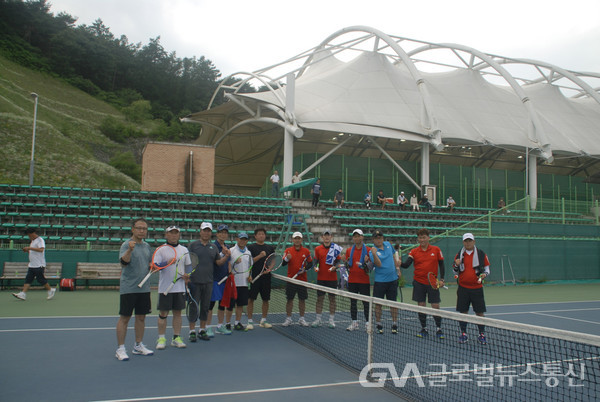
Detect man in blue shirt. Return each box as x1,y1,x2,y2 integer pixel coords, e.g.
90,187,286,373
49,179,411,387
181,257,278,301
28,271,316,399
311,179,321,207
369,229,400,334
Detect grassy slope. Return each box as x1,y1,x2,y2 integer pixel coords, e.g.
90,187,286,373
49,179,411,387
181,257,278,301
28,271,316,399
0,55,140,188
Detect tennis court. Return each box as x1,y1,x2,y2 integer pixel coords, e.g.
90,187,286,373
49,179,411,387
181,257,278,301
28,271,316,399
1,281,598,401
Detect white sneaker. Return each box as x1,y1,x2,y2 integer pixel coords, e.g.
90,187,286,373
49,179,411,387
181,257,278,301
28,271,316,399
132,343,153,356
246,322,254,330
12,292,26,301
346,321,359,331
47,288,56,300
115,347,129,361
171,336,186,348
156,337,167,350
298,317,309,327
282,317,293,327
328,321,336,329
259,320,273,328
311,319,322,328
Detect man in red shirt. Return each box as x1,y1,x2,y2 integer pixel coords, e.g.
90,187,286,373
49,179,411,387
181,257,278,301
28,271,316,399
282,232,313,327
345,229,372,332
453,233,490,345
400,228,446,339
312,230,342,328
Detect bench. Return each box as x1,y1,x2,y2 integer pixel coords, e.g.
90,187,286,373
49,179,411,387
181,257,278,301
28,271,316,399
1,262,62,289
75,262,123,288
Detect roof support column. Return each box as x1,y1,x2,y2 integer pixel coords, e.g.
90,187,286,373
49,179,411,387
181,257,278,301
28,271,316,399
283,73,296,190
421,143,430,187
528,153,537,210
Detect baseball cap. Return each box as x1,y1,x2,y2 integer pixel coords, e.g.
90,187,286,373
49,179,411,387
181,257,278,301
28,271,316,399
200,222,213,230
292,231,303,238
352,229,364,236
372,229,384,237
217,224,229,232
238,232,249,239
322,229,332,235
401,191,404,194
463,233,475,241
165,225,180,232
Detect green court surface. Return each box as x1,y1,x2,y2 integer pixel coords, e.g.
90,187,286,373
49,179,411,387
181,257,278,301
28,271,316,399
1,282,598,318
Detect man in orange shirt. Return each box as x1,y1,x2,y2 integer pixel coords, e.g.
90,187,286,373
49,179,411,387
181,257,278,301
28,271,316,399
312,230,342,328
282,232,313,327
400,228,446,339
345,229,372,332
453,233,490,345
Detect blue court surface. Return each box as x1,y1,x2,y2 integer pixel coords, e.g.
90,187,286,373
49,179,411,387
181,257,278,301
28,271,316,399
1,300,598,401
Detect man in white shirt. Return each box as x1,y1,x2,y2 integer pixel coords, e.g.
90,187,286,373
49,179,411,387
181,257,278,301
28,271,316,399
12,227,56,301
270,170,280,197
397,192,408,210
291,171,300,198
229,232,253,331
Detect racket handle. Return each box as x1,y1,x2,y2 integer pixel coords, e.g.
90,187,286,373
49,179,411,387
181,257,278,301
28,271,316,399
292,272,299,279
163,282,175,296
443,285,449,290
138,272,152,288
217,275,228,285
454,274,458,279
477,276,483,283
252,273,262,283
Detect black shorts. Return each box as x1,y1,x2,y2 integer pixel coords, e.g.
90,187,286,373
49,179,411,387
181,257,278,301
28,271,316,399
249,276,271,301
412,280,441,304
157,292,186,312
25,267,48,286
316,280,337,297
209,300,233,312
373,280,398,301
119,292,152,316
456,286,486,314
285,282,308,301
232,286,249,307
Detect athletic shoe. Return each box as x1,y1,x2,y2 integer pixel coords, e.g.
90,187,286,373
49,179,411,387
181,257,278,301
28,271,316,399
234,322,247,331
346,321,359,331
189,331,197,343
171,336,186,348
478,333,487,345
206,327,215,337
391,325,398,334
225,323,232,332
417,328,429,338
12,292,26,301
198,330,210,341
246,323,254,330
376,324,384,334
311,319,322,328
115,347,129,361
328,321,336,329
458,333,468,344
47,288,56,300
436,329,445,339
282,317,293,327
216,325,232,335
132,343,154,356
259,320,273,329
156,337,167,350
298,317,309,327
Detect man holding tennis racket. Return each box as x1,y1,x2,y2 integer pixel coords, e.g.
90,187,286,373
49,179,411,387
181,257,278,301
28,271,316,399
227,232,253,331
453,233,490,345
115,218,153,361
370,230,400,334
247,228,276,329
188,222,230,342
312,230,341,329
206,224,232,338
400,228,446,339
345,229,372,332
282,232,313,327
155,226,191,350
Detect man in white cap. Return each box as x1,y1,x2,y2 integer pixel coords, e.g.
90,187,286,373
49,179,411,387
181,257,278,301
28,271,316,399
281,232,313,326
397,192,408,210
187,222,230,341
312,230,342,328
453,233,490,345
344,228,372,331
156,226,191,350
228,232,253,331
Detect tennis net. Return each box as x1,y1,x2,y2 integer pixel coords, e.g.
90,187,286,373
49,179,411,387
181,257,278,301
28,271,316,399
267,273,600,401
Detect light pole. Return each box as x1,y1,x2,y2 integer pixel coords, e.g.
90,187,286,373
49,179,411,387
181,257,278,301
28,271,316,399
29,92,38,186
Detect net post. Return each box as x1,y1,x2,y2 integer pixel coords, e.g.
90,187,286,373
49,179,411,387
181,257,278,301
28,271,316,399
366,294,375,382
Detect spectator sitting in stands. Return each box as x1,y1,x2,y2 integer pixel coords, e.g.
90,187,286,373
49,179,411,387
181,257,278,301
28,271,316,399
410,194,420,211
333,188,345,209
364,191,372,209
446,196,456,212
497,197,507,214
420,194,433,212
397,192,408,210
377,190,386,210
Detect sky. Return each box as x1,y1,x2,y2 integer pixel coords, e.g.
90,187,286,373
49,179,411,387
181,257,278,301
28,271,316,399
48,0,600,78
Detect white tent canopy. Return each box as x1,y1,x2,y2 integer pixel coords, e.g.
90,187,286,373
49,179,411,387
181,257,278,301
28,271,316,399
183,26,600,194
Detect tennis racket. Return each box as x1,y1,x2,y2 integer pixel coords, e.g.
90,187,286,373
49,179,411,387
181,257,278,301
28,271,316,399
336,263,349,290
138,244,177,287
218,253,253,285
427,272,448,290
185,282,200,323
163,252,199,295
252,253,283,283
292,256,311,279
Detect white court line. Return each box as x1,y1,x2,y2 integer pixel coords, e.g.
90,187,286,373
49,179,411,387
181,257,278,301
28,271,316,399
486,307,600,316
91,380,360,402
0,325,158,333
488,300,600,308
531,312,600,326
